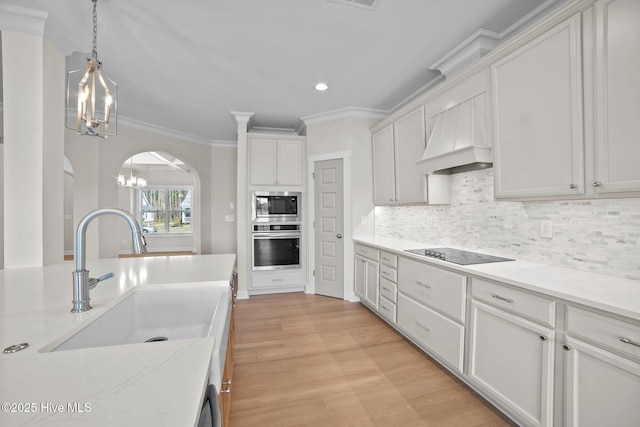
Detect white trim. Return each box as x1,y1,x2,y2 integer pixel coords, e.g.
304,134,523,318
117,115,236,147
0,5,47,36
300,107,388,126
307,151,357,302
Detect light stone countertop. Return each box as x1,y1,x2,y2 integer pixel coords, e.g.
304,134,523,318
354,236,640,322
0,254,236,427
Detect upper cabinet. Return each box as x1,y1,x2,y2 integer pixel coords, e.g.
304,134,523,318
372,106,450,205
492,14,585,200
249,136,304,187
493,0,640,200
589,0,640,195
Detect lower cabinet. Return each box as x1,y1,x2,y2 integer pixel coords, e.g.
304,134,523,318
397,293,464,372
468,300,554,427
354,254,379,309
218,275,237,427
563,305,640,427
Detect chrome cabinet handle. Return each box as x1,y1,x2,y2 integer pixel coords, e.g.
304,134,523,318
382,286,390,292
382,305,390,312
539,335,547,341
381,271,390,276
415,321,430,332
562,344,571,351
336,233,342,239
593,181,602,187
492,294,513,303
416,281,431,289
620,337,640,348
569,184,577,189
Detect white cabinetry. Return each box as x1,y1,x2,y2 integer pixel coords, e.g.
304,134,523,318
492,14,584,199
378,251,398,324
250,136,303,186
563,306,640,427
588,0,640,195
468,279,555,427
372,106,449,205
493,1,640,200
396,256,467,372
354,244,379,309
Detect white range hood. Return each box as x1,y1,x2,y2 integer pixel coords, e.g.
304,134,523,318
416,92,492,174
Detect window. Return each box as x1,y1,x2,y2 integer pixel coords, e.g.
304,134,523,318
141,187,192,233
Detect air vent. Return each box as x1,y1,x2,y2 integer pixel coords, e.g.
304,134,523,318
327,0,380,11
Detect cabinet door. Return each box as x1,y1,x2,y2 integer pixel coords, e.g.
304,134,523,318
250,138,277,185
276,140,302,186
364,258,379,309
592,0,640,194
492,15,584,199
372,124,396,205
393,106,427,204
564,336,640,427
468,300,554,427
354,255,366,299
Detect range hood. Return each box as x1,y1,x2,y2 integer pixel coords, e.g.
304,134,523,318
416,92,492,174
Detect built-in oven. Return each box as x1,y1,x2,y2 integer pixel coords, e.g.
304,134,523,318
251,223,301,270
252,191,301,223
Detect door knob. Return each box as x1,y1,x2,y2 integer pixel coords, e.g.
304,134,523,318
336,234,342,239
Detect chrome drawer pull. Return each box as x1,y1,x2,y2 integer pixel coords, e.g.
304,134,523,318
382,306,390,312
415,321,430,332
382,286,390,292
416,281,431,289
620,337,640,348
382,256,391,261
491,294,513,303
381,271,390,276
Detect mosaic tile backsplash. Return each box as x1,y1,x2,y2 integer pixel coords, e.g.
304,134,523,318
374,168,640,280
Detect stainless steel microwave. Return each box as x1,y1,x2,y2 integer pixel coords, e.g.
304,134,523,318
252,191,301,223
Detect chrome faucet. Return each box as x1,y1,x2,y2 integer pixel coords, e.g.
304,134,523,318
72,208,147,313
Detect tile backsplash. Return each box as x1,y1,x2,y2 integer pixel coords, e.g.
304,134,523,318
375,168,640,280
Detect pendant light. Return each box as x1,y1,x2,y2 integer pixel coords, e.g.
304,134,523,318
65,0,117,138
118,157,147,189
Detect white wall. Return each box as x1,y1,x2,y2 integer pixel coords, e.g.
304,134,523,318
211,145,237,254
65,124,237,261
375,168,640,281
305,117,379,236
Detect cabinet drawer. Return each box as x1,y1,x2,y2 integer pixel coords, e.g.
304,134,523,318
397,294,464,372
471,278,556,327
379,265,397,283
398,257,467,322
355,244,379,262
380,278,397,303
380,251,398,268
567,306,640,361
379,296,396,324
251,271,302,288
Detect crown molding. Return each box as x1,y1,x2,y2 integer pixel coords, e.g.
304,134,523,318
0,5,47,36
118,115,235,147
429,0,559,78
300,106,388,127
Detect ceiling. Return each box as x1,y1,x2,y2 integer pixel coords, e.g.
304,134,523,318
1,0,561,145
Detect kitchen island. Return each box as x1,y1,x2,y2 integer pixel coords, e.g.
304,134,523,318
0,254,235,427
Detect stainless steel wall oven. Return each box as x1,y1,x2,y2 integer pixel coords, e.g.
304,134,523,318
251,223,301,270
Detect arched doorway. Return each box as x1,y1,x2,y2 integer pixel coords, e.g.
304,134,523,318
116,151,199,255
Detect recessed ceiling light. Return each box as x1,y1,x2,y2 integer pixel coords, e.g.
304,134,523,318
315,82,329,91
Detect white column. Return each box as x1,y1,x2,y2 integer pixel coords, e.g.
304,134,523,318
231,112,253,298
1,7,65,267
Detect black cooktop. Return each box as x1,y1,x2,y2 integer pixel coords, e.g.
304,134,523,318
405,248,515,265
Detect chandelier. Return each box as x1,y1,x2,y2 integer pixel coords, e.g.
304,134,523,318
118,157,147,189
65,0,117,138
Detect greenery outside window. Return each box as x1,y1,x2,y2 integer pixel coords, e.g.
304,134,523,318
142,187,192,233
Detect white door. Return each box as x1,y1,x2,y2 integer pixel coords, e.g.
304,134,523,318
314,159,344,299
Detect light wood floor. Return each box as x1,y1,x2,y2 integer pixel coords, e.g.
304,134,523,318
229,292,514,426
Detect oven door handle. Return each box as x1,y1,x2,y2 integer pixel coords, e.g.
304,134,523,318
252,232,302,239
